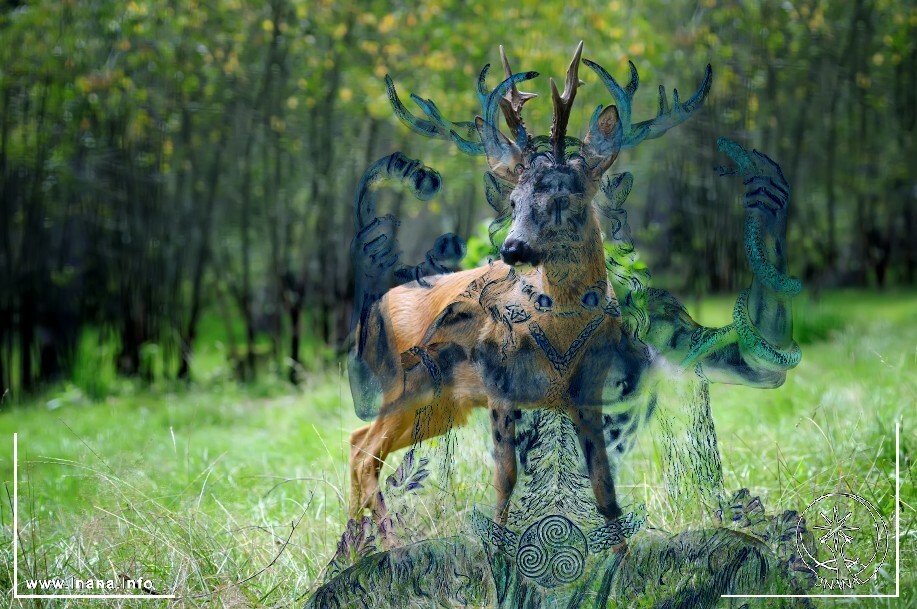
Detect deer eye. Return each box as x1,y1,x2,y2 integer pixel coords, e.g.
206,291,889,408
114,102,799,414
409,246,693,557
510,200,516,209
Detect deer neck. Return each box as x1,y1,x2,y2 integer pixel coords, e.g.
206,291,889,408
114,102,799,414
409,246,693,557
539,223,607,307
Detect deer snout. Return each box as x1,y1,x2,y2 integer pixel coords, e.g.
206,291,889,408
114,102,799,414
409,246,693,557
501,238,539,266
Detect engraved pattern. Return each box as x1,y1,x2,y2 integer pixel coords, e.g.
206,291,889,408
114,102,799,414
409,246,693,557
516,515,587,587
586,508,646,552
470,508,519,553
527,312,605,373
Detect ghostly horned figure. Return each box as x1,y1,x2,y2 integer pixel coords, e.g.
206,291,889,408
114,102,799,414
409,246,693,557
348,42,800,533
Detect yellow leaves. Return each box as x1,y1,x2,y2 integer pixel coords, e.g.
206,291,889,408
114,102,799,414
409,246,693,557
223,52,239,75
76,76,91,94
610,0,622,11
609,27,624,40
126,1,148,16
373,64,387,79
809,9,825,31
163,137,173,157
427,49,455,71
359,40,379,55
872,53,884,66
628,41,645,56
333,22,348,39
127,109,151,141
77,72,114,94
117,39,132,52
379,13,397,34
855,72,870,88
286,96,299,110
339,88,353,103
270,116,285,133
261,19,273,33
748,94,759,114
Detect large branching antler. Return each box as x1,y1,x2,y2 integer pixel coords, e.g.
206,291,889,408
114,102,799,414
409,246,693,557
549,40,585,160
386,75,485,156
386,62,539,182
475,66,540,181
497,45,537,149
583,59,712,150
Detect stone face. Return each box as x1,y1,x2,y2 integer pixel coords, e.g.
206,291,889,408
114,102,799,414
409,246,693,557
308,524,812,609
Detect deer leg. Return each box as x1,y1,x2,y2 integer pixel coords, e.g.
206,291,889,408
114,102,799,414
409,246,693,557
568,405,622,523
350,398,460,522
489,401,517,525
348,420,390,520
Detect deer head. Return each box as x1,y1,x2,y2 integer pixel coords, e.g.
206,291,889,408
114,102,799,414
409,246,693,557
387,42,712,276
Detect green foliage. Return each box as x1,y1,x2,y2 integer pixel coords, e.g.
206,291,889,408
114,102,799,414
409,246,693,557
71,328,119,402
792,298,847,345
1,0,915,398
461,219,506,269
0,290,913,604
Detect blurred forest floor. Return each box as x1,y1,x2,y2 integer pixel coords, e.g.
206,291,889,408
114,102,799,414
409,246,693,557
0,288,913,607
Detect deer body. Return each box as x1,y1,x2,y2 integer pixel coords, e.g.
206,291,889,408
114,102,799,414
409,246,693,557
348,42,800,534
351,216,648,524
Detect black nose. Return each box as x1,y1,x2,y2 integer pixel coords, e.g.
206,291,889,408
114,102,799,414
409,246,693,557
501,238,534,265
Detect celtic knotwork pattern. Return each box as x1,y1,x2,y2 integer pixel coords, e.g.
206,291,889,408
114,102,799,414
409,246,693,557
586,508,646,552
516,515,587,588
469,508,519,553
527,312,605,373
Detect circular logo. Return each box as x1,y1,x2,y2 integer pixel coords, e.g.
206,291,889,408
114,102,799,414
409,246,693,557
796,492,888,589
517,515,587,588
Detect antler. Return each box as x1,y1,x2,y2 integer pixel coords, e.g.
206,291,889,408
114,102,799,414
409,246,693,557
385,58,540,180
583,59,712,149
386,75,486,156
497,45,537,148
476,67,540,181
549,40,585,160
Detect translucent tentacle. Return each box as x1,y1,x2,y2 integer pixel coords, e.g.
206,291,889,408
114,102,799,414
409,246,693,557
733,288,801,370
745,213,802,296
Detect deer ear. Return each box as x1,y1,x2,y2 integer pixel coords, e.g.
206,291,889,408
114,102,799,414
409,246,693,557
582,105,621,177
475,116,524,183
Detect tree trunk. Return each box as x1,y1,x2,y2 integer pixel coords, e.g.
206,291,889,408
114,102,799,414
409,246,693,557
288,303,302,383
178,144,225,380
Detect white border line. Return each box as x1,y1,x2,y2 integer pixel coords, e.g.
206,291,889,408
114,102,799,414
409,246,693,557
12,432,176,599
722,420,901,599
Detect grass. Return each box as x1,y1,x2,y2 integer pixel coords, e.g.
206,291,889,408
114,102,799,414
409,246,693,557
0,289,914,607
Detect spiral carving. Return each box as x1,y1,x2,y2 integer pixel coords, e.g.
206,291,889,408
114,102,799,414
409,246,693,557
516,515,587,587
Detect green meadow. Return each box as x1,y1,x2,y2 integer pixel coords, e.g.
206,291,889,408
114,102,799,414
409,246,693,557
1,289,914,607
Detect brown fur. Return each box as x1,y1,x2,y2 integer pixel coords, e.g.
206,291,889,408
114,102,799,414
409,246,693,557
349,203,632,526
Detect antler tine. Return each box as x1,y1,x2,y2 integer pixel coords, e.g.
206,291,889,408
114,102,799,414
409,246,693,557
385,75,486,156
498,45,537,147
549,40,585,160
632,64,712,144
583,59,712,149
